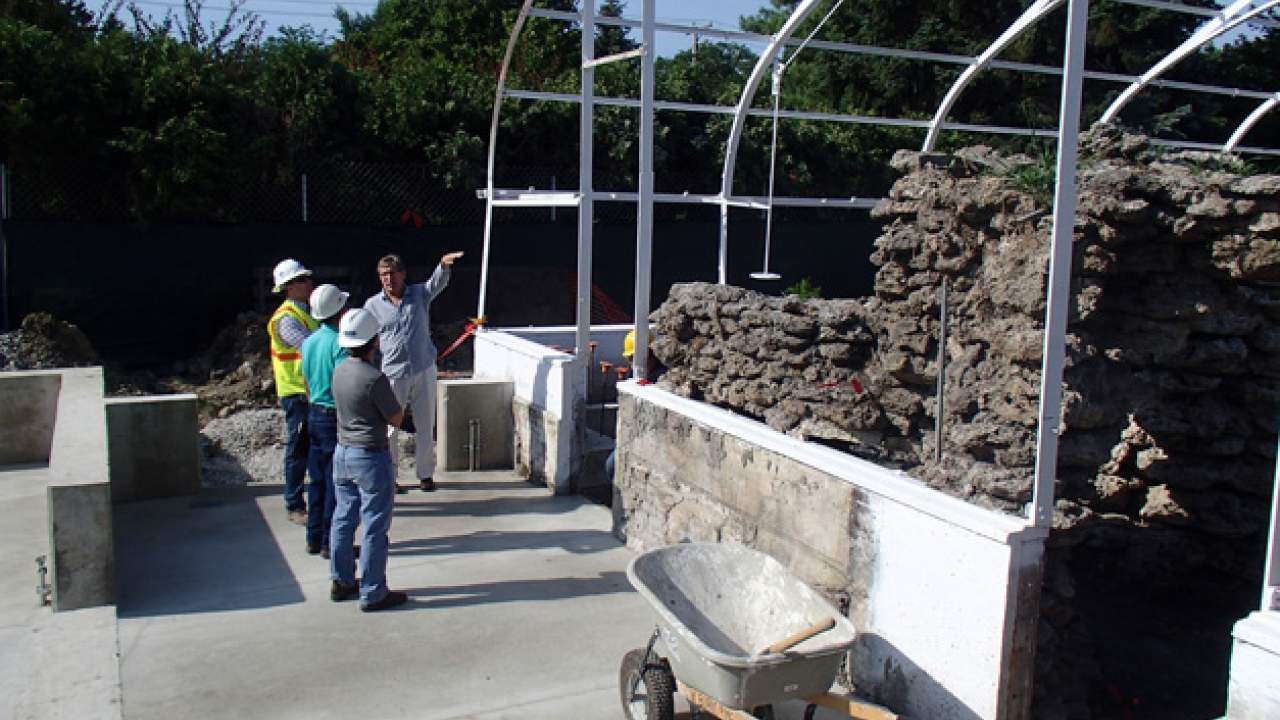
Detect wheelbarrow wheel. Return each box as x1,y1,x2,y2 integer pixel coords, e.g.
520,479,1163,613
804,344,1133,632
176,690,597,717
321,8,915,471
619,648,674,720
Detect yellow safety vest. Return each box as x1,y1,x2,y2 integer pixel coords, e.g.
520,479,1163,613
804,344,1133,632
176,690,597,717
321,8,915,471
267,300,320,398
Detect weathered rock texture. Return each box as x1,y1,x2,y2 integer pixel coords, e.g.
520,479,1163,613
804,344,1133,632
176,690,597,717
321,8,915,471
648,124,1280,719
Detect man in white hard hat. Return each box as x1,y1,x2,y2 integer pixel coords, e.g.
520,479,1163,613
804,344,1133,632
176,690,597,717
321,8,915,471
363,251,464,493
299,284,350,558
267,258,318,525
329,308,409,612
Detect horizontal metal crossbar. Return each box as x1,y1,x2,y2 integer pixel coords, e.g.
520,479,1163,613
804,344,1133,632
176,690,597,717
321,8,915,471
504,88,1064,137
582,47,645,69
527,6,1277,100
477,188,879,209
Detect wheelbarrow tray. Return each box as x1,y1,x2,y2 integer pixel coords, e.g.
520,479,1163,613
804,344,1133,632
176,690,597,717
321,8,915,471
627,542,857,710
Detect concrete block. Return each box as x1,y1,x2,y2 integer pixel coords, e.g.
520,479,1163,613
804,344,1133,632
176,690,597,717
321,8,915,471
438,379,514,471
106,394,201,503
0,370,61,464
1227,611,1280,719
46,367,115,611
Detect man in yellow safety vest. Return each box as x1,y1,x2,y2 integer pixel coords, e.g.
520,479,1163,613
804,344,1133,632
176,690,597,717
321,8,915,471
267,258,319,525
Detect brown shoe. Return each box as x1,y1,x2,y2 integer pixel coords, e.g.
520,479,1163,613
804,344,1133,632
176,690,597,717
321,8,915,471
419,477,435,492
394,483,409,495
287,510,307,525
330,581,358,602
360,590,407,612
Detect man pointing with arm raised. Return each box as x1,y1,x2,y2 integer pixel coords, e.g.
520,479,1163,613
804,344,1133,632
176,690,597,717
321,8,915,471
363,250,464,493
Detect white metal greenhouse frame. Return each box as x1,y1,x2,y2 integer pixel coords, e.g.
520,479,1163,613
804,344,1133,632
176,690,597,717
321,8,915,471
475,0,1280,609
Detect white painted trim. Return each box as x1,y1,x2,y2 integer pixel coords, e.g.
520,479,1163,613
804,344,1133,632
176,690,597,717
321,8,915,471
620,382,1046,543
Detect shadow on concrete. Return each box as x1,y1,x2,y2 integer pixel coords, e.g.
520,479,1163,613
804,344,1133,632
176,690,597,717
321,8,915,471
389,528,619,557
391,495,581,518
429,479,533,492
402,570,630,609
114,484,305,617
850,633,982,720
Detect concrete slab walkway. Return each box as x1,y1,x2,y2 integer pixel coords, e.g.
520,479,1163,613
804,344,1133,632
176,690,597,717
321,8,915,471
113,470,656,720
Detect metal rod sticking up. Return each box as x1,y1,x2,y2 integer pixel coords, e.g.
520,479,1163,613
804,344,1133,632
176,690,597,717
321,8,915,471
935,279,948,463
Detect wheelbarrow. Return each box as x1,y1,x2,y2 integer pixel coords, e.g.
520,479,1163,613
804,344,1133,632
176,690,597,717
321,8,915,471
620,543,897,720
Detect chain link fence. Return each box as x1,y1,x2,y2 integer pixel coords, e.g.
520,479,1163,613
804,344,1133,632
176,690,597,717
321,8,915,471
0,161,722,226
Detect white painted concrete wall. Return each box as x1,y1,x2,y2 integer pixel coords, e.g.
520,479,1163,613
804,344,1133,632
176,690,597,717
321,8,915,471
1228,611,1280,719
474,329,582,491
472,325,634,493
616,383,1045,720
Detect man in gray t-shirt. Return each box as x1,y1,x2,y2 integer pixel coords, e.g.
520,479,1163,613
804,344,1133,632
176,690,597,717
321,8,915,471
328,308,409,612
333,357,400,450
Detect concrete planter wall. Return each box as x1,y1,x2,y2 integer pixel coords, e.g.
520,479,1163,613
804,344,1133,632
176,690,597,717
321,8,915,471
472,325,633,494
615,383,1046,720
473,329,583,494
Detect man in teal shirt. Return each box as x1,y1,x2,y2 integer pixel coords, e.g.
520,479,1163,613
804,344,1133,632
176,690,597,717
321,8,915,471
300,284,351,557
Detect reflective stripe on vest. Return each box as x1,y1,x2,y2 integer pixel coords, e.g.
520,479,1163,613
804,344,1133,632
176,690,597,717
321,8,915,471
267,300,319,397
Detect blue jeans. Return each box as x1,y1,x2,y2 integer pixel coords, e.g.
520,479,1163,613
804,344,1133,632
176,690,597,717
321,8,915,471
281,394,310,513
330,444,394,605
306,406,338,550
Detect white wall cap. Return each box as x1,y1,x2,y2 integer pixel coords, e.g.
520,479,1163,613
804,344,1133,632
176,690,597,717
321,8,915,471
621,381,1046,545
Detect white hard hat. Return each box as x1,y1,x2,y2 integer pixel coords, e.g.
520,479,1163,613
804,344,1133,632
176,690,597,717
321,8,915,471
309,284,349,321
272,258,312,293
338,308,380,348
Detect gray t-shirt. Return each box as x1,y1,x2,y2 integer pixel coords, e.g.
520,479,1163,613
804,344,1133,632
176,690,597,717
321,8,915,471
332,357,401,449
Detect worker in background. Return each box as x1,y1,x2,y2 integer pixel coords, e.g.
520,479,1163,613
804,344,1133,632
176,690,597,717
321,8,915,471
604,330,636,483
299,284,350,558
267,258,318,525
329,308,408,612
363,251,464,493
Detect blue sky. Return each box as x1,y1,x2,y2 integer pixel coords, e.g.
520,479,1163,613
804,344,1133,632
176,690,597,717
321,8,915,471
123,1,774,53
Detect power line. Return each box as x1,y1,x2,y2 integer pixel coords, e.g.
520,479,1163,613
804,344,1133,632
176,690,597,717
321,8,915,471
128,0,340,20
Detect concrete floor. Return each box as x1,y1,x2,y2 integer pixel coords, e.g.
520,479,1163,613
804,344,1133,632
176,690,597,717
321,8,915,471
113,470,659,720
4,466,855,719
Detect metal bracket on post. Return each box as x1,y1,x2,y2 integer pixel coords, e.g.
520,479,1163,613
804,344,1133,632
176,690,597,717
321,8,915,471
463,418,483,472
35,555,51,606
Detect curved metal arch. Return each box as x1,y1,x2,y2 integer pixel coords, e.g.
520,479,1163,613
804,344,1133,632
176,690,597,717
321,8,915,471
716,0,825,283
478,0,538,323
1224,92,1280,153
922,0,1065,152
1100,0,1280,124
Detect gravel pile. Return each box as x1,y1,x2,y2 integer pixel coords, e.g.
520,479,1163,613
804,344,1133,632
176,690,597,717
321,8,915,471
200,408,285,486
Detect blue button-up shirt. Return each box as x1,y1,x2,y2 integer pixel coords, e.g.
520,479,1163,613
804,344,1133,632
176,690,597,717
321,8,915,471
363,263,451,380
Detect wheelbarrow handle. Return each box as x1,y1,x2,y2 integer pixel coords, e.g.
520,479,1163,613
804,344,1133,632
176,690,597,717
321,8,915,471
757,617,836,655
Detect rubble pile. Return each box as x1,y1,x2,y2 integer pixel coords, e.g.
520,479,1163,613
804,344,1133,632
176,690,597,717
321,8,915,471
0,312,99,370
648,124,1280,718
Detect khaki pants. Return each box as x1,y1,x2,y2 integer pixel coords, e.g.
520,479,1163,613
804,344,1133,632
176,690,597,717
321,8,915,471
387,364,437,480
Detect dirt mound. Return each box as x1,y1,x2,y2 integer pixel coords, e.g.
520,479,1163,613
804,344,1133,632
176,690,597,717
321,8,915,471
0,312,99,370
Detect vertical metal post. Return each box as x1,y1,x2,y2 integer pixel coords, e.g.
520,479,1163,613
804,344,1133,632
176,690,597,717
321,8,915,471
632,0,656,380
1263,435,1280,611
718,200,729,284
575,1,595,360
301,173,308,223
1,163,8,332
1031,0,1089,528
935,279,947,463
